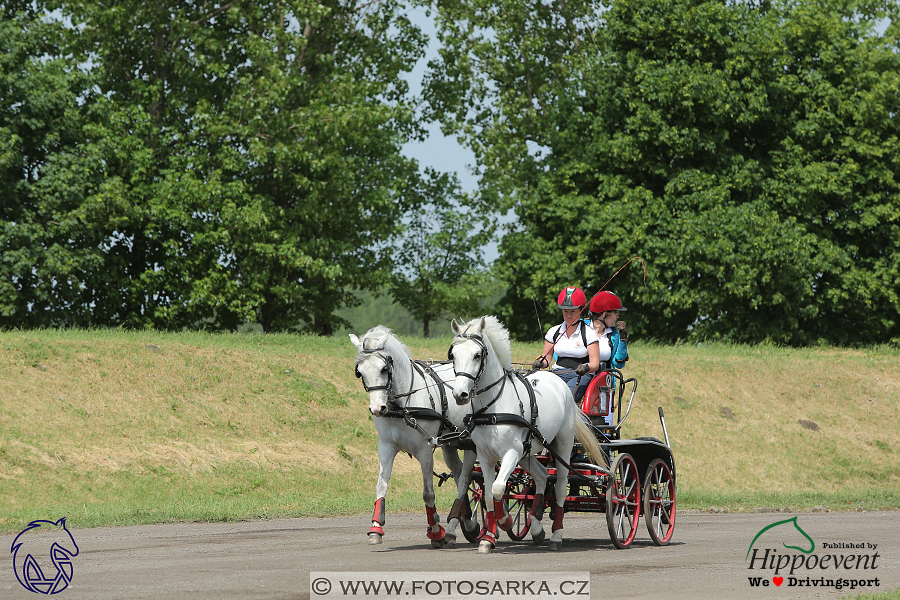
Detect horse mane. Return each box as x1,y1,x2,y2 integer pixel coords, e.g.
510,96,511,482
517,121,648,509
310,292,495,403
459,315,512,371
355,325,412,365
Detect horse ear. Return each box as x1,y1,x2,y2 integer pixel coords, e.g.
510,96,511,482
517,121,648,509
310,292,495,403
348,334,363,352
450,319,461,335
478,316,486,331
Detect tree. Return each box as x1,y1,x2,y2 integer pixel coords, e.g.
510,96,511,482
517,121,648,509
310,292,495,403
0,2,110,328
428,0,900,345
1,0,432,333
389,171,496,337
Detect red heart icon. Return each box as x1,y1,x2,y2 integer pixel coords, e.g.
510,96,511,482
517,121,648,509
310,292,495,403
773,577,783,586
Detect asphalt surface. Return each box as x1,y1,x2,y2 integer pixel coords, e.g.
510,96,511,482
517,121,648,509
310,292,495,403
2,510,898,600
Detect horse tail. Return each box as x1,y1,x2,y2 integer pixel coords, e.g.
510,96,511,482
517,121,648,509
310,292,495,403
573,410,608,469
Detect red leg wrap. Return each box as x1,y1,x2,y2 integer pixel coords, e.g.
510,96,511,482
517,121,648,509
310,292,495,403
529,493,544,522
494,499,512,531
552,504,564,532
425,505,446,541
368,498,386,536
482,511,497,546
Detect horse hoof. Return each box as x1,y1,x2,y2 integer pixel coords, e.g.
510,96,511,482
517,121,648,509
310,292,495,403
532,529,546,545
548,540,561,551
431,538,445,549
443,533,456,547
368,533,383,545
478,540,494,554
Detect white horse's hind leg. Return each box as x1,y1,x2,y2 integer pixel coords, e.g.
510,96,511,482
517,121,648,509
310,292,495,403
370,442,398,544
547,436,574,551
518,455,548,544
444,449,476,547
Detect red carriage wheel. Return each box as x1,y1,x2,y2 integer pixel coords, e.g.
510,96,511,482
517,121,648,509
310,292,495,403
643,458,675,545
462,479,487,544
502,474,533,541
606,452,640,549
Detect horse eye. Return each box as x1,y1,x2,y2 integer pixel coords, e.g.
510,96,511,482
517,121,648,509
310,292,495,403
380,365,387,373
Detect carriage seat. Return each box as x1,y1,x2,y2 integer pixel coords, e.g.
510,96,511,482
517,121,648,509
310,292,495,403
581,371,614,426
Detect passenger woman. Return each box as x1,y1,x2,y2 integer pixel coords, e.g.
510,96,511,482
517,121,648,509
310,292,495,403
589,291,629,371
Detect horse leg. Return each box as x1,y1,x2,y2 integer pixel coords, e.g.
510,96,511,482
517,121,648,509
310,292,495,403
519,454,548,545
548,439,573,551
478,452,500,554
479,448,520,552
444,449,477,546
414,446,447,548
369,442,397,544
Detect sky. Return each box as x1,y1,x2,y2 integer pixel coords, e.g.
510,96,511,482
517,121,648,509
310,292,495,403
398,6,512,262
399,6,479,195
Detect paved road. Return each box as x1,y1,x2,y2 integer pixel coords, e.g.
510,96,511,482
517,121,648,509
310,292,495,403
2,511,898,599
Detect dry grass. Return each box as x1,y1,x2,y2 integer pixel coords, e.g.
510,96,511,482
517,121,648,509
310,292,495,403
1,330,898,532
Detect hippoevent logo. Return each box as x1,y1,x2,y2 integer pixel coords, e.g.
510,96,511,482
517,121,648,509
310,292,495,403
745,516,881,592
11,518,79,594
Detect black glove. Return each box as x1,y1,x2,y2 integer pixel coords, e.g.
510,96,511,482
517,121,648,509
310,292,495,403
575,363,590,376
616,320,628,342
532,356,548,370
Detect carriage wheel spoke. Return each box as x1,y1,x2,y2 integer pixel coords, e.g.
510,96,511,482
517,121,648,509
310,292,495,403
643,458,675,546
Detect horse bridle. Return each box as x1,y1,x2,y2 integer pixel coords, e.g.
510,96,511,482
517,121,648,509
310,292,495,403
355,349,394,394
448,330,509,402
447,332,487,386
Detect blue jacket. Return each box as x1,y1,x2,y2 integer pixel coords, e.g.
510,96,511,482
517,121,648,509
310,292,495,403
606,327,628,370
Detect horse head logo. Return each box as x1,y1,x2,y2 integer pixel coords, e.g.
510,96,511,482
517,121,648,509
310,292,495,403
746,516,815,560
11,518,79,594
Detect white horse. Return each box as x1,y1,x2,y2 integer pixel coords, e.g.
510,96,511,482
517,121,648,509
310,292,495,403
448,316,606,553
350,325,480,547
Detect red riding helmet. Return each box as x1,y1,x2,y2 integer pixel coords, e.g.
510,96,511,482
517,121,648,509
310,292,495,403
557,287,587,309
589,291,627,314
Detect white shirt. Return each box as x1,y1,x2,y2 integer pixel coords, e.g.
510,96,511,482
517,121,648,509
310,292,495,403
545,321,599,369
596,327,614,362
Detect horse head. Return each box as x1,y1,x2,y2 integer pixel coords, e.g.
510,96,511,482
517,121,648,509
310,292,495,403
449,317,487,405
350,326,411,416
746,516,815,560
449,316,512,406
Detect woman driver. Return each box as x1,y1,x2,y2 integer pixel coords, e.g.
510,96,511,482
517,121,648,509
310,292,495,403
532,287,600,402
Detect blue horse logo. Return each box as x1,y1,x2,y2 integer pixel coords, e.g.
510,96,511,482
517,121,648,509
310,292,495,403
746,516,815,560
11,518,79,594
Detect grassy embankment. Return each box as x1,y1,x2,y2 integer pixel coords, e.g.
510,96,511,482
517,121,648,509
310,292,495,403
1,329,899,534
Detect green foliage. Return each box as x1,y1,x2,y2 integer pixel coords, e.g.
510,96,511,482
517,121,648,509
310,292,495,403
0,3,107,327
1,0,433,333
388,172,498,336
428,0,900,345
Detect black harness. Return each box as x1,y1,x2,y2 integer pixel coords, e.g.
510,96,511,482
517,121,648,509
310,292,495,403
356,349,458,440
446,329,540,456
444,328,607,481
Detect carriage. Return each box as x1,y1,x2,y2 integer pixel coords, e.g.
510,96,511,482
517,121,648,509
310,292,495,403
351,317,675,552
440,366,676,550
